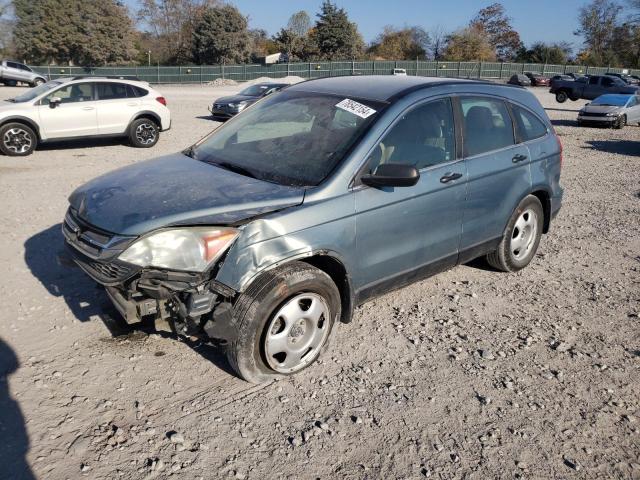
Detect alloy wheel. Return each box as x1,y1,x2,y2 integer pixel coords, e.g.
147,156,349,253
135,123,157,145
3,127,33,154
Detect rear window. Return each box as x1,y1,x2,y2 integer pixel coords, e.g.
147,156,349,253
461,97,515,157
96,82,128,100
511,104,547,142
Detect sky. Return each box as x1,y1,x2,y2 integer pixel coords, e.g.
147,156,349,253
126,0,588,49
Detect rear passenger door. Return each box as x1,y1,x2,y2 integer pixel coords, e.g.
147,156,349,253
95,82,141,135
458,96,531,259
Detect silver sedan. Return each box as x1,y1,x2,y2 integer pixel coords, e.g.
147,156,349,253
577,94,640,128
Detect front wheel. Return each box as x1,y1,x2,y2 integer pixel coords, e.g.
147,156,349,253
32,78,45,87
128,118,160,148
226,261,340,383
555,91,568,103
486,195,544,272
0,122,38,156
614,115,626,129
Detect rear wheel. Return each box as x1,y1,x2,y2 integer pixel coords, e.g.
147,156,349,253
226,261,340,383
128,118,159,148
555,91,568,103
0,122,37,156
486,195,544,272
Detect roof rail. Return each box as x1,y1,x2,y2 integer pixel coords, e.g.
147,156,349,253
70,75,142,81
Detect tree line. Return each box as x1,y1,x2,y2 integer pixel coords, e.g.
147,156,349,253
0,0,638,68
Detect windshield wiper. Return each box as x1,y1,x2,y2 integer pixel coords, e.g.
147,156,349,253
213,161,258,179
183,145,197,159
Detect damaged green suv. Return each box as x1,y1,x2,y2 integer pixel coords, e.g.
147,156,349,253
63,76,563,382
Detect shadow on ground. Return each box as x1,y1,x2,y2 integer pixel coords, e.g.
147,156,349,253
0,338,35,480
36,137,125,152
583,140,640,157
545,107,582,113
24,224,236,377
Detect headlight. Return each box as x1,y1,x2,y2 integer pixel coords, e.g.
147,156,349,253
118,227,239,272
605,112,617,117
229,101,248,111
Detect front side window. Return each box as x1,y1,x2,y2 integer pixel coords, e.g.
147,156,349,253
96,82,128,100
190,91,385,187
460,97,514,157
366,98,456,173
44,83,93,104
511,104,548,142
589,77,599,85
602,77,615,87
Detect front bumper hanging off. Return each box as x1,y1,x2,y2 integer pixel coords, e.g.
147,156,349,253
62,207,239,343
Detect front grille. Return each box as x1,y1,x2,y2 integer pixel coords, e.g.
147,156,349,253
63,208,138,285
68,245,136,285
580,111,609,117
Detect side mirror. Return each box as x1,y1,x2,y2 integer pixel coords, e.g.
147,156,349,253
49,97,61,109
361,163,420,188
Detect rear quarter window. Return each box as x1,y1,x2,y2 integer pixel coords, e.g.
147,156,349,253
511,104,548,142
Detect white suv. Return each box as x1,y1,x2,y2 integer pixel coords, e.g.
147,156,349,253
0,77,171,156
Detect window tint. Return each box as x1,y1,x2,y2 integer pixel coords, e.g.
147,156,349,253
589,77,599,85
511,104,548,142
132,86,148,97
44,83,93,104
96,82,128,100
602,77,614,87
6,61,19,69
18,64,31,71
367,97,455,173
460,97,514,156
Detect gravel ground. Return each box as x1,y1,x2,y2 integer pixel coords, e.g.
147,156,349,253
0,82,638,480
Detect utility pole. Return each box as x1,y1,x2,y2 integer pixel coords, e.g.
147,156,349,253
147,51,151,67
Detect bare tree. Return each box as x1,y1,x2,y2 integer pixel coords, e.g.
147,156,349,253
287,11,311,37
430,25,447,60
574,0,621,65
137,0,220,64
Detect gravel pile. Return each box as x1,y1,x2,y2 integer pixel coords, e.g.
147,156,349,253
0,84,638,479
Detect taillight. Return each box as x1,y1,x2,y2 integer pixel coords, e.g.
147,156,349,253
156,96,166,106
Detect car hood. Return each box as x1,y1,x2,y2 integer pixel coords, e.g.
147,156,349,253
68,153,305,236
583,105,623,114
213,94,257,104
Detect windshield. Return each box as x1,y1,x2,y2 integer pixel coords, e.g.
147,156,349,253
592,95,631,107
10,81,62,103
239,84,273,97
190,90,385,187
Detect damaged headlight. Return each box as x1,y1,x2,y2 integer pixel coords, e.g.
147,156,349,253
229,101,248,111
118,227,239,272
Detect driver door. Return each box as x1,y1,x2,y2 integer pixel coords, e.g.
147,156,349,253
353,97,466,298
37,82,99,139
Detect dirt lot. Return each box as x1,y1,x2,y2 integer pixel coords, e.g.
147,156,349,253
0,82,638,480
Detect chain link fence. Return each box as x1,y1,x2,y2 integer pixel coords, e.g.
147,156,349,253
31,61,640,85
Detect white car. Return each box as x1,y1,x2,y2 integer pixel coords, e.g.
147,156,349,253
0,76,171,156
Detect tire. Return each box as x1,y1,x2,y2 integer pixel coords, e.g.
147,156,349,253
0,122,38,156
486,195,544,273
31,78,45,87
555,91,568,103
226,261,341,383
614,115,626,129
128,118,160,148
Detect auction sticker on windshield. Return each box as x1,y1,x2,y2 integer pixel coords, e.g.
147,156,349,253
335,98,377,119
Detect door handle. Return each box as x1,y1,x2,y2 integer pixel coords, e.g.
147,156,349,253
440,172,463,183
512,154,528,163
81,106,95,111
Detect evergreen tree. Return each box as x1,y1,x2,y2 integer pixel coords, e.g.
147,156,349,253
191,5,251,64
13,0,136,65
313,1,364,60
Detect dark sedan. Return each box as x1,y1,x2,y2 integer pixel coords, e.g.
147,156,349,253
209,82,289,120
524,72,550,87
507,74,532,87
